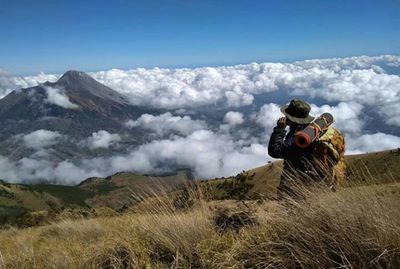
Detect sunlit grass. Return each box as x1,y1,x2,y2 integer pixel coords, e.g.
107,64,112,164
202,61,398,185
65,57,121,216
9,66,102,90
1,172,400,268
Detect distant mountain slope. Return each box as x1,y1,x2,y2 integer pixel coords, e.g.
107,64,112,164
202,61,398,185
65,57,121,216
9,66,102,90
0,71,166,174
199,149,400,200
0,70,157,138
0,170,193,226
79,170,193,209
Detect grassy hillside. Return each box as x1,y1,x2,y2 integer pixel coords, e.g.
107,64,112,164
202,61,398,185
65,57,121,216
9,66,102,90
345,149,400,183
199,149,400,201
81,170,192,210
0,170,192,226
0,179,399,268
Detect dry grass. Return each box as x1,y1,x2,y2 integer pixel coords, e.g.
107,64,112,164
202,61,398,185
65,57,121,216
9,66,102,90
0,179,400,268
224,184,400,268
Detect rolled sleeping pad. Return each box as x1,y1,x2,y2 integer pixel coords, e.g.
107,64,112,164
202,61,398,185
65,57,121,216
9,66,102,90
295,113,334,148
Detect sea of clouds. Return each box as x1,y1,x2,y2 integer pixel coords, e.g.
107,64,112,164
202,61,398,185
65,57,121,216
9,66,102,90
0,55,399,184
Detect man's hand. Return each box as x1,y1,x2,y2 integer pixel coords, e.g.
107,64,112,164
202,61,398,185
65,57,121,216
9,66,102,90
277,117,287,128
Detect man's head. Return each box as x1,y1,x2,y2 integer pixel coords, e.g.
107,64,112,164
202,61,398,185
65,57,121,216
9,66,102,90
280,99,314,125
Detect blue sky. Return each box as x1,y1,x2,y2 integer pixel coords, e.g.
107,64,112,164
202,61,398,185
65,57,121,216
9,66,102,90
1,0,399,75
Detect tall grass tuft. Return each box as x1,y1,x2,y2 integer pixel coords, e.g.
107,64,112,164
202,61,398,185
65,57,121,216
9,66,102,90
0,175,400,268
229,184,400,268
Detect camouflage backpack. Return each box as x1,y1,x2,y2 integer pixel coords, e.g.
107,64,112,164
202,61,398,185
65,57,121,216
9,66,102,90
311,127,346,189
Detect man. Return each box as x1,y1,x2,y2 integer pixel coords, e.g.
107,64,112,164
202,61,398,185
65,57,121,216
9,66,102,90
268,99,319,200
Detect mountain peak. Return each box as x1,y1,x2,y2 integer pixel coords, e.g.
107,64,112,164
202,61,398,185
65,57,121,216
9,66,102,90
64,70,85,75
52,70,130,106
57,70,92,83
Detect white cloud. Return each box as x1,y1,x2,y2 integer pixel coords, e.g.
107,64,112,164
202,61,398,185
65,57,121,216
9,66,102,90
0,70,59,99
293,55,399,72
378,102,400,127
310,102,364,135
0,156,103,185
292,69,400,107
1,126,399,184
110,130,267,179
89,64,273,109
253,103,282,134
45,86,80,109
254,101,364,137
125,112,207,136
0,55,400,184
2,55,400,117
221,143,267,175
0,69,17,98
253,101,372,158
83,55,400,116
87,130,121,149
22,130,62,149
224,111,244,126
346,133,400,154
0,129,269,183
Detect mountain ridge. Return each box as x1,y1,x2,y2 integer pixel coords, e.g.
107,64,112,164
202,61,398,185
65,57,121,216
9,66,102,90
45,70,130,107
0,70,162,170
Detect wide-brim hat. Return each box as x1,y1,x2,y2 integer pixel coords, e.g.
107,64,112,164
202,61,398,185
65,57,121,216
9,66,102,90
280,99,314,124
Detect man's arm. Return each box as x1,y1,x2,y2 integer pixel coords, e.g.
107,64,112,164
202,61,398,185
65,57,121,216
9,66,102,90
268,117,291,159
